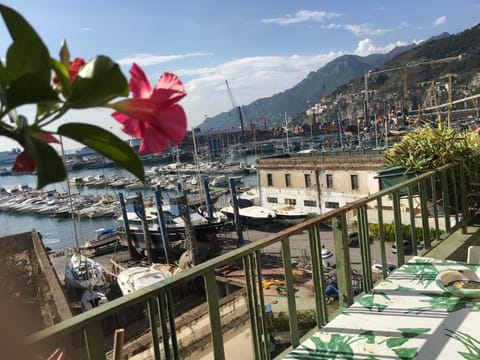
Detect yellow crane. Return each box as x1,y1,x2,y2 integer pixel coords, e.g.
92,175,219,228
419,80,442,128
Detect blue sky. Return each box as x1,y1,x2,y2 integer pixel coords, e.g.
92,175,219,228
0,0,479,150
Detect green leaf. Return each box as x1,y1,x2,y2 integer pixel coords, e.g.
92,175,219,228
399,328,430,337
459,352,480,360
0,60,7,87
0,4,51,84
392,347,418,360
68,56,128,108
51,58,71,98
58,123,145,181
24,136,66,189
386,337,409,348
6,73,59,109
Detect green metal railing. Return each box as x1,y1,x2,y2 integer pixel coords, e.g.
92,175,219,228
28,159,480,359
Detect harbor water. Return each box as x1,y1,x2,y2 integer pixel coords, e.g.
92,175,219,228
0,155,259,251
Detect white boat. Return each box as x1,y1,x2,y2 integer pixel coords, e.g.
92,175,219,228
274,205,309,225
220,198,276,226
117,264,171,295
83,228,121,250
64,252,103,289
80,289,108,311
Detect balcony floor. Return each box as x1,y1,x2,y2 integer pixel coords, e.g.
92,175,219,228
424,213,480,262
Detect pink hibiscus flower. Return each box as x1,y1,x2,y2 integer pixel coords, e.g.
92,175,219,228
110,63,187,153
52,57,86,86
12,133,60,173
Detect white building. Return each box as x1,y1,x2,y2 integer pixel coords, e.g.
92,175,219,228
255,153,386,215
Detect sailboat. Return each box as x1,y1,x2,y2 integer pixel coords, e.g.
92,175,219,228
64,252,103,289
60,137,104,291
116,251,191,295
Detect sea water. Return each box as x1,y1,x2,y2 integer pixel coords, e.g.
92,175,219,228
0,155,258,251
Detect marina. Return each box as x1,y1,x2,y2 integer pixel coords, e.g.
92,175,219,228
0,155,259,251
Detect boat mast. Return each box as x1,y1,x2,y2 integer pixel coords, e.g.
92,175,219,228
61,137,80,250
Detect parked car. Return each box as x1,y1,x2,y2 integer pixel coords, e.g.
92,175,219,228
391,240,424,254
348,232,359,247
347,232,374,247
372,263,397,274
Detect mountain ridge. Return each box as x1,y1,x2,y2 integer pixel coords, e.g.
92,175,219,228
198,25,479,131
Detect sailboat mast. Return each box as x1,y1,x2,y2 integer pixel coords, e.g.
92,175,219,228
61,137,80,249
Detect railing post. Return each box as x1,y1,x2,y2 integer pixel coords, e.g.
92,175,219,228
281,236,300,348
440,169,451,233
308,224,328,326
419,179,431,249
430,177,440,240
243,251,270,360
157,292,173,360
407,185,418,257
392,190,405,266
459,162,469,233
450,167,460,226
376,197,388,279
254,250,270,360
332,214,353,307
204,271,225,360
147,298,162,360
358,205,373,292
84,322,107,360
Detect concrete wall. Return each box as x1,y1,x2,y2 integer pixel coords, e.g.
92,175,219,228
129,291,250,360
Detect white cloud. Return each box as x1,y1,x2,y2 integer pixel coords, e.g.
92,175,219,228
320,23,389,36
179,52,342,126
354,38,409,56
261,10,340,25
434,16,447,26
80,27,93,32
116,52,211,66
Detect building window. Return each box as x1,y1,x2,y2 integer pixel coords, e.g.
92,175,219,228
351,174,359,190
285,173,291,187
304,200,317,207
326,174,333,189
325,201,340,208
304,174,312,187
267,173,273,186
267,197,278,204
285,198,296,205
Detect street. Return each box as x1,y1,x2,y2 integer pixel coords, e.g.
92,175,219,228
238,225,402,273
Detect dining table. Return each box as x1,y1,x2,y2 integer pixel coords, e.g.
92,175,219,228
285,256,480,359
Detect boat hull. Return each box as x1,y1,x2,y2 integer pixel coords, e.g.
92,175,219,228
118,220,233,261
64,253,103,289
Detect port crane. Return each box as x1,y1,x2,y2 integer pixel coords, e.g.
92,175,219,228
225,80,245,134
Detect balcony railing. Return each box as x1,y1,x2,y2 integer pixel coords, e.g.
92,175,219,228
28,158,480,359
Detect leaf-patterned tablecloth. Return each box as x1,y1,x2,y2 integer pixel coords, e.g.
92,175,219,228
285,257,480,359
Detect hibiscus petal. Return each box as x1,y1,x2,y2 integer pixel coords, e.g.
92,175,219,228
138,122,170,153
149,105,187,145
112,111,145,138
151,72,186,108
129,63,152,99
35,132,60,144
12,150,35,173
110,98,156,121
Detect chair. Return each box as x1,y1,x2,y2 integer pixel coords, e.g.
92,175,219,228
467,246,480,264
